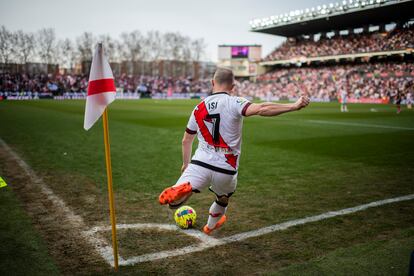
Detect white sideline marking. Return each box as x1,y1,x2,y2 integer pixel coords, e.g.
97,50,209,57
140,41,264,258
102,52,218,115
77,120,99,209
221,194,414,243
91,193,414,266
304,119,414,131
0,138,122,267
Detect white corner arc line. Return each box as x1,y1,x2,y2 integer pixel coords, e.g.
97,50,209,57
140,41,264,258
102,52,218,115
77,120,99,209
0,138,121,267
87,223,222,246
112,193,414,266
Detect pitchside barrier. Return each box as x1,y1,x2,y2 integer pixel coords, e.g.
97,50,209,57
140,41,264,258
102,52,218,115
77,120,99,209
0,91,399,104
0,91,210,100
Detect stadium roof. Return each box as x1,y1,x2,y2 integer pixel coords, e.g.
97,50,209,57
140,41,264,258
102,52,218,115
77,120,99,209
259,49,414,66
250,0,414,37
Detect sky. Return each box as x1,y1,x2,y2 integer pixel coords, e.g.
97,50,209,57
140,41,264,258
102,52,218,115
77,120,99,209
0,0,334,61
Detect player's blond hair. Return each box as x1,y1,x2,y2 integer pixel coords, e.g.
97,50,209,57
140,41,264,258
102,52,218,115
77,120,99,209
213,67,234,87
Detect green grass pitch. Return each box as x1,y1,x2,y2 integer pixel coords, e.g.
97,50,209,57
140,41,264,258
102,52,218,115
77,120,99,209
0,99,413,275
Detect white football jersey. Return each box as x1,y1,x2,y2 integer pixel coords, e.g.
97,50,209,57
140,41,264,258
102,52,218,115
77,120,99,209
186,92,251,173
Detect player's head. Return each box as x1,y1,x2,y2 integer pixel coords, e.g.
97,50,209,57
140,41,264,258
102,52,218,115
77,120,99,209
212,67,235,92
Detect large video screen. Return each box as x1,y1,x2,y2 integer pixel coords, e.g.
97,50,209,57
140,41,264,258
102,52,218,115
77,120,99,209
231,46,249,58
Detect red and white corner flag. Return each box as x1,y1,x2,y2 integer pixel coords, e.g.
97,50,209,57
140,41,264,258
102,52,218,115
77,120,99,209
84,43,116,130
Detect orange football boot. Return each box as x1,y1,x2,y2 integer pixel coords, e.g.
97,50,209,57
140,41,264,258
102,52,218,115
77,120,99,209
203,215,227,235
159,182,192,205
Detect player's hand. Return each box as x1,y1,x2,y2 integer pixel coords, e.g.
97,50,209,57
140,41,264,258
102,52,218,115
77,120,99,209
181,163,189,173
294,96,310,110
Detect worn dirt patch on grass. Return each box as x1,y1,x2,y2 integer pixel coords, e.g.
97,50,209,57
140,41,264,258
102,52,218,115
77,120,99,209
102,228,200,258
0,144,109,275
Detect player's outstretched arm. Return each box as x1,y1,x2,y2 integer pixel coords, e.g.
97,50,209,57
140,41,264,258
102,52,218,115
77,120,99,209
244,96,310,117
181,131,196,173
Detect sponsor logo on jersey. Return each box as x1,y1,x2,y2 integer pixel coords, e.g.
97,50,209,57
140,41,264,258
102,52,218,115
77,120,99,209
236,97,247,105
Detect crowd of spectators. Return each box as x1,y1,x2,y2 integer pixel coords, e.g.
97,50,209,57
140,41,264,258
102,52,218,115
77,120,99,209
1,62,413,101
1,61,413,102
236,62,414,101
115,74,211,94
0,73,88,94
0,73,211,95
265,26,414,61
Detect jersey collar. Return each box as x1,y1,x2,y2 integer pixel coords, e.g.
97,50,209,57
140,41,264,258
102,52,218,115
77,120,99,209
209,91,229,97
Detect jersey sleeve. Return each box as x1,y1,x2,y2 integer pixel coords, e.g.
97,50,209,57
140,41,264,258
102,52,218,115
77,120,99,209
185,109,198,134
231,96,252,117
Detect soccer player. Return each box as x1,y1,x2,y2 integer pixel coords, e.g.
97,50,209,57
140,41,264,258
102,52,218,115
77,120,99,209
406,91,412,110
340,89,348,112
394,91,402,114
158,67,310,235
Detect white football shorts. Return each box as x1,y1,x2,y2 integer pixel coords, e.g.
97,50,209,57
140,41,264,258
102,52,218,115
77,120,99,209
174,163,237,197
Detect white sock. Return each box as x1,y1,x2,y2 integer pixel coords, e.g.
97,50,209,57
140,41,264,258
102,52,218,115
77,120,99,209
207,201,227,229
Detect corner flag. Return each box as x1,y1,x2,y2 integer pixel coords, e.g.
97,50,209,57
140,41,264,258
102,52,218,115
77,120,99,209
84,43,116,130
83,43,119,270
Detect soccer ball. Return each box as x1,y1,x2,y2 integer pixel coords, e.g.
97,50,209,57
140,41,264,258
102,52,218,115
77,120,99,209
174,206,197,229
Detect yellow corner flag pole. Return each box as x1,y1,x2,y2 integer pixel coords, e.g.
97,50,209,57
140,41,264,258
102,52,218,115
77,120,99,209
102,108,119,270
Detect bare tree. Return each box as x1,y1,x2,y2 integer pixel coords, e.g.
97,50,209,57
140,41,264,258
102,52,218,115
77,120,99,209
163,32,193,76
98,34,118,62
37,28,57,64
120,30,144,61
163,32,183,61
120,30,144,74
0,26,15,65
145,30,163,61
181,36,193,76
114,41,123,62
190,38,206,79
191,38,206,62
181,36,192,62
57,38,76,70
15,30,36,64
76,32,95,62
0,27,207,76
143,31,164,75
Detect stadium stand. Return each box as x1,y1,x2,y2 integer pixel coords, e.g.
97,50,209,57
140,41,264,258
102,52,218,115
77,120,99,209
265,26,414,61
236,62,414,102
245,0,414,103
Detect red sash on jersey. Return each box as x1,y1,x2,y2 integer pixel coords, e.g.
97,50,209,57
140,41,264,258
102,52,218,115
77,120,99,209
194,101,238,169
